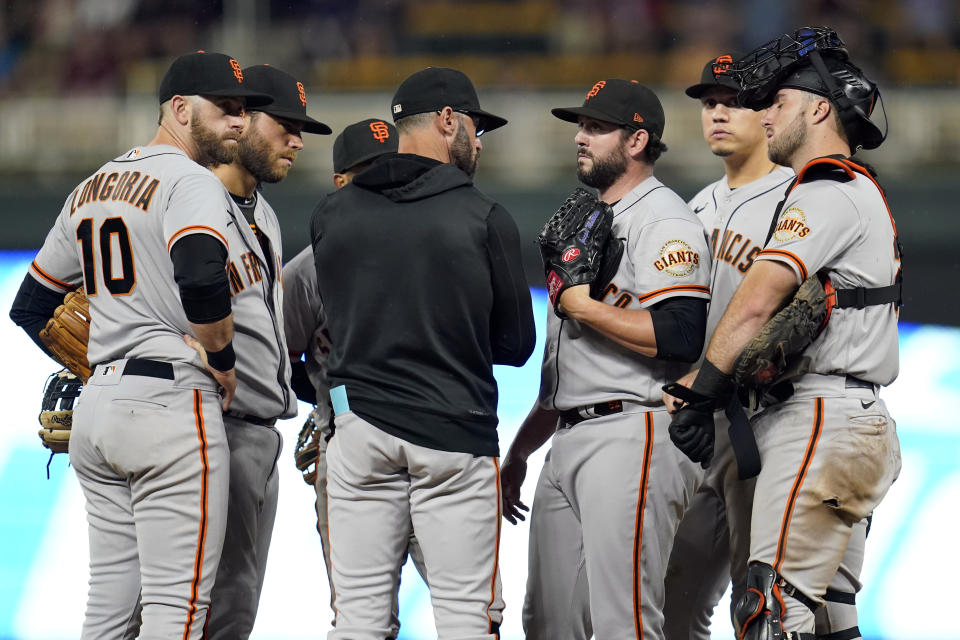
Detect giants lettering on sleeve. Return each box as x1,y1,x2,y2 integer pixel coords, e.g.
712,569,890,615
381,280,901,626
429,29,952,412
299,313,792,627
710,227,762,273
70,171,160,215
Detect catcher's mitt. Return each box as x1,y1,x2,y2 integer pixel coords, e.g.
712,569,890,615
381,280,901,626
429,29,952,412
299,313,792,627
537,188,619,317
38,369,83,455
39,288,91,382
733,274,831,389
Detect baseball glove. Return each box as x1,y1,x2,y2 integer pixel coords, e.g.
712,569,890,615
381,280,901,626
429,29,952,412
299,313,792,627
39,288,92,382
733,274,829,389
537,188,618,317
38,369,83,454
294,409,327,486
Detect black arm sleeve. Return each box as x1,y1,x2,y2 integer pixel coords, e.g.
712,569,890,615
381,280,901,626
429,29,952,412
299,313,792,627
649,296,708,363
486,204,536,366
170,234,232,324
289,359,317,404
9,274,66,358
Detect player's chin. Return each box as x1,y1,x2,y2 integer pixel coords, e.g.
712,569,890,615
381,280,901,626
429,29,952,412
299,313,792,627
708,140,737,157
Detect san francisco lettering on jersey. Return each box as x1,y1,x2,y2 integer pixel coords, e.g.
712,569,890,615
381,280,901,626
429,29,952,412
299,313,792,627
710,228,762,273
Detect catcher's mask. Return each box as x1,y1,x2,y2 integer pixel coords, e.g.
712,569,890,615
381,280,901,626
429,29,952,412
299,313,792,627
728,27,887,151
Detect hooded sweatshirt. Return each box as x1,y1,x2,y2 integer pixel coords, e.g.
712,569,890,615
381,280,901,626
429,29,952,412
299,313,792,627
310,153,535,456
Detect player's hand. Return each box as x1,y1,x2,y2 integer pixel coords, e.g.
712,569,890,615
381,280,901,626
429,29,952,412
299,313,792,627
668,404,715,468
557,284,591,319
500,454,530,525
184,334,237,411
663,370,698,415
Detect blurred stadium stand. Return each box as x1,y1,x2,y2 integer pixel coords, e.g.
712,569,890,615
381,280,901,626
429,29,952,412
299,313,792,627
0,0,957,325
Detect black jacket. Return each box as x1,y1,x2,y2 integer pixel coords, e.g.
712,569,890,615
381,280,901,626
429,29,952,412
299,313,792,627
310,153,536,456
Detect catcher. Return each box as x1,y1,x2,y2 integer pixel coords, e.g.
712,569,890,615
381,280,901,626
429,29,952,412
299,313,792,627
499,79,712,638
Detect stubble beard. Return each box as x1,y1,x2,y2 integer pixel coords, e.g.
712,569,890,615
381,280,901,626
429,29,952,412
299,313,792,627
767,111,807,167
450,123,478,178
577,143,628,191
239,126,292,184
191,115,239,167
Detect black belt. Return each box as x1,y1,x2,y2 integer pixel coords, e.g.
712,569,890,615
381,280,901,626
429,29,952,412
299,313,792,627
560,400,624,428
224,411,277,427
95,358,175,380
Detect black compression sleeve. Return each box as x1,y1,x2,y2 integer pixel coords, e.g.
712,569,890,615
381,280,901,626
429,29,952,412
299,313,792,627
649,297,708,363
486,204,536,366
9,274,66,358
170,234,232,323
289,359,317,404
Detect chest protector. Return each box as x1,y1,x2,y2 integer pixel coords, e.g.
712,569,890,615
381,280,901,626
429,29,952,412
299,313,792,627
733,156,902,390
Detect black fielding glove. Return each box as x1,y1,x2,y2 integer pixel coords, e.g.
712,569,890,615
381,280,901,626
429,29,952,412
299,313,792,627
666,360,734,468
537,188,614,317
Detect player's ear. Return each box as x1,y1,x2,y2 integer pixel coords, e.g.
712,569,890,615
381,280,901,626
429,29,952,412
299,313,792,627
625,128,649,160
169,95,191,126
809,97,832,126
436,106,457,138
333,173,349,189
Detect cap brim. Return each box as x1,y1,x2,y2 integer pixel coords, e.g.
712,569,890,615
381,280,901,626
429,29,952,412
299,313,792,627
254,108,333,134
201,88,275,109
684,81,741,99
336,149,396,174
470,108,507,133
551,105,628,127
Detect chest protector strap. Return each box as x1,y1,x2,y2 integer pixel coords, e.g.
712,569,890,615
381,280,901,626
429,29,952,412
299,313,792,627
766,156,903,312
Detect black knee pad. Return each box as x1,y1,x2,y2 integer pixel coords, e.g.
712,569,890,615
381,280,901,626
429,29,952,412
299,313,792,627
734,562,818,640
734,562,787,640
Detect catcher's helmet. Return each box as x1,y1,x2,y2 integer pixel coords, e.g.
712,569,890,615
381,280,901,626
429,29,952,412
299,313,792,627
730,27,886,151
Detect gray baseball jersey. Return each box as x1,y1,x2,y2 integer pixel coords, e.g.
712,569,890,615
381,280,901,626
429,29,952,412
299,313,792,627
538,176,712,411
31,144,235,638
218,193,295,421
32,146,237,367
282,246,331,412
756,164,900,385
205,190,294,639
688,166,795,342
524,177,709,639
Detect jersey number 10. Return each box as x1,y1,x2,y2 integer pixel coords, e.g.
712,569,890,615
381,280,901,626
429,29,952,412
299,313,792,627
77,217,135,296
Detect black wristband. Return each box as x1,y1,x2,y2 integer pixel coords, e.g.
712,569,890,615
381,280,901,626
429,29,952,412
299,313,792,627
691,359,734,400
206,342,236,372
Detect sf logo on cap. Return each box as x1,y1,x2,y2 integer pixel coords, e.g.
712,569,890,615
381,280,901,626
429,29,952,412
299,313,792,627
296,81,307,107
370,121,391,143
230,59,243,83
586,80,606,100
713,54,733,75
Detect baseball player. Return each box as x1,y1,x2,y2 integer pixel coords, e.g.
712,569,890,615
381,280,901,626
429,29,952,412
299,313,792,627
499,79,711,640
311,67,535,639
7,51,270,638
202,64,330,639
667,28,901,638
282,118,432,636
662,55,870,640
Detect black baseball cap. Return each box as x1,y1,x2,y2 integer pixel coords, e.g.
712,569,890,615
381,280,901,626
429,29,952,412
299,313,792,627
333,119,399,173
242,65,332,135
391,67,507,134
685,54,742,98
552,79,665,138
157,51,273,107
